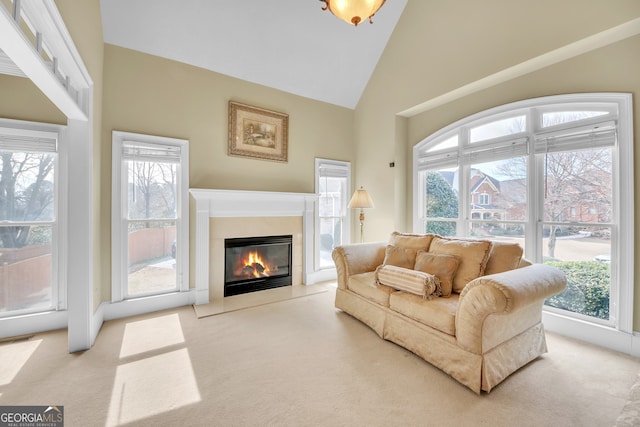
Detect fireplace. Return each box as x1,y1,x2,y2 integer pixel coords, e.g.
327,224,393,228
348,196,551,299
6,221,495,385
224,235,293,297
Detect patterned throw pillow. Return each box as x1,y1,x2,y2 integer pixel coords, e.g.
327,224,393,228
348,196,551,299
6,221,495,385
375,264,442,300
414,251,460,297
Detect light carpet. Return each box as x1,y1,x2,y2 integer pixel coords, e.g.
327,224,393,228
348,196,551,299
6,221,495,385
192,284,328,318
0,287,639,427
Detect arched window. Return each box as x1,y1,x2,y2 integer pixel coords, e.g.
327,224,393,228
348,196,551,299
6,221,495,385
413,94,633,338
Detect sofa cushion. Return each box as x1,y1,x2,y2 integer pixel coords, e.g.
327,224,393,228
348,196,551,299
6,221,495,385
375,264,441,300
348,271,395,307
382,245,417,269
389,292,459,336
484,241,524,275
414,251,460,297
388,231,434,251
429,236,493,293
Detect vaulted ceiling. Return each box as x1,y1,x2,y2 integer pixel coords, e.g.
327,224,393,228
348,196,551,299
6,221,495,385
100,0,408,109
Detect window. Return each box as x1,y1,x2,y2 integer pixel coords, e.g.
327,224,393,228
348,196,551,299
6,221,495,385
414,94,633,333
112,132,189,301
478,193,490,205
0,122,64,317
315,159,351,270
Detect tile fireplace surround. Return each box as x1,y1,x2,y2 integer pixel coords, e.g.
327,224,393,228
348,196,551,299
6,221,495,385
190,189,317,305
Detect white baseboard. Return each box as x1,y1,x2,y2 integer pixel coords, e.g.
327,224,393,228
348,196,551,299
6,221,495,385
306,268,337,285
101,290,196,322
92,302,105,347
0,291,196,348
543,311,640,357
0,310,67,339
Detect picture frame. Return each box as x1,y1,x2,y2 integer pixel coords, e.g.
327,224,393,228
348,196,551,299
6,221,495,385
228,101,289,162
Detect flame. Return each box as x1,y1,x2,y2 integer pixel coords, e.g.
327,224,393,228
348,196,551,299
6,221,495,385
239,250,271,278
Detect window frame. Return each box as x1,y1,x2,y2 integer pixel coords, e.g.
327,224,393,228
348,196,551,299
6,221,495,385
0,119,66,318
413,93,634,334
314,158,351,271
111,131,189,302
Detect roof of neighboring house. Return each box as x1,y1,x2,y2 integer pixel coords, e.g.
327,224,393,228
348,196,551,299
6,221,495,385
470,171,501,193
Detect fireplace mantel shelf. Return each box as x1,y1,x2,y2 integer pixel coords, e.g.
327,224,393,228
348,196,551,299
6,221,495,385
190,189,318,304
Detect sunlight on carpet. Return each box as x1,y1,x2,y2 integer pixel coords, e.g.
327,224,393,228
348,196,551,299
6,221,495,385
0,339,41,386
119,313,185,358
106,348,201,427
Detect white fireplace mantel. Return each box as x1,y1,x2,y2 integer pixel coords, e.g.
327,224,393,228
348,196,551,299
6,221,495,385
190,189,317,305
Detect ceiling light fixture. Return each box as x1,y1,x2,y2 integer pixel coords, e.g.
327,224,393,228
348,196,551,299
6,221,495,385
320,0,387,26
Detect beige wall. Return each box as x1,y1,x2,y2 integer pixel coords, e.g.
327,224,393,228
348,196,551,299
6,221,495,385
101,44,355,300
0,75,66,124
355,1,640,329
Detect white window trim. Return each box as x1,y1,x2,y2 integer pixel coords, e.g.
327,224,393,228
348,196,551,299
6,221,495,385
0,118,67,336
413,93,635,355
314,158,351,277
111,131,190,305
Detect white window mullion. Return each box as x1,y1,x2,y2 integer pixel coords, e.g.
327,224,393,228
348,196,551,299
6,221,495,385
458,128,469,235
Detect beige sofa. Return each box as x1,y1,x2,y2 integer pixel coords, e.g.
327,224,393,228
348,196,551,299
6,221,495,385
332,232,567,394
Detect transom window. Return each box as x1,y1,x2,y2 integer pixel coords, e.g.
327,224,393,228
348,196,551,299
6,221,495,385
413,94,633,332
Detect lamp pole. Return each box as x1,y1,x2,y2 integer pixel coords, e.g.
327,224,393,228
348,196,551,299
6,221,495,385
348,186,374,244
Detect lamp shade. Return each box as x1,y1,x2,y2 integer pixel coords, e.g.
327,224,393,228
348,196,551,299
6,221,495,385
321,0,387,26
348,187,375,209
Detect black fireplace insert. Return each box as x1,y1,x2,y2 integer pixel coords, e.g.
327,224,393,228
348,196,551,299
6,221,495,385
224,235,293,297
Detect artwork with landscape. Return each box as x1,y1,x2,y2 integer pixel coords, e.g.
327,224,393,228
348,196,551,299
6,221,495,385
228,101,289,162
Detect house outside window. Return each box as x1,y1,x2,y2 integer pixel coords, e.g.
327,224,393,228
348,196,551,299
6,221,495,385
413,93,633,334
315,158,351,270
0,122,64,317
112,132,189,301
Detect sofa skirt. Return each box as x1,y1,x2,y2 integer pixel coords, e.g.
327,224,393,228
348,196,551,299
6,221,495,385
335,288,386,337
335,287,548,394
481,322,547,392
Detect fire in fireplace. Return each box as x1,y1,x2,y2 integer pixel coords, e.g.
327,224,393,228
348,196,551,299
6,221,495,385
224,235,292,297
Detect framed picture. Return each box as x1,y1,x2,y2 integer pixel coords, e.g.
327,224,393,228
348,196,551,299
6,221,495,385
228,101,289,162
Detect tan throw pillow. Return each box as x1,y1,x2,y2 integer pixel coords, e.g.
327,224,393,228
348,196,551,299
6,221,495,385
382,245,417,269
388,232,435,251
428,236,493,293
375,264,441,300
484,241,524,275
414,251,460,297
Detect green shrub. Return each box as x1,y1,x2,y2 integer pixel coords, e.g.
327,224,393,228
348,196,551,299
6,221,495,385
544,260,610,320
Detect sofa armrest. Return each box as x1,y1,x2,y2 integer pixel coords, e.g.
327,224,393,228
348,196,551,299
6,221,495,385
455,264,566,353
332,242,387,290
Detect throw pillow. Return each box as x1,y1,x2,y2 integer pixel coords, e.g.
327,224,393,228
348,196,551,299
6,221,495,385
428,236,493,293
483,241,524,275
388,231,435,251
414,251,460,297
375,264,441,300
382,245,417,269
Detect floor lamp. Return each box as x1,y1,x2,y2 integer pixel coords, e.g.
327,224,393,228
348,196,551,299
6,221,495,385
348,186,375,243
